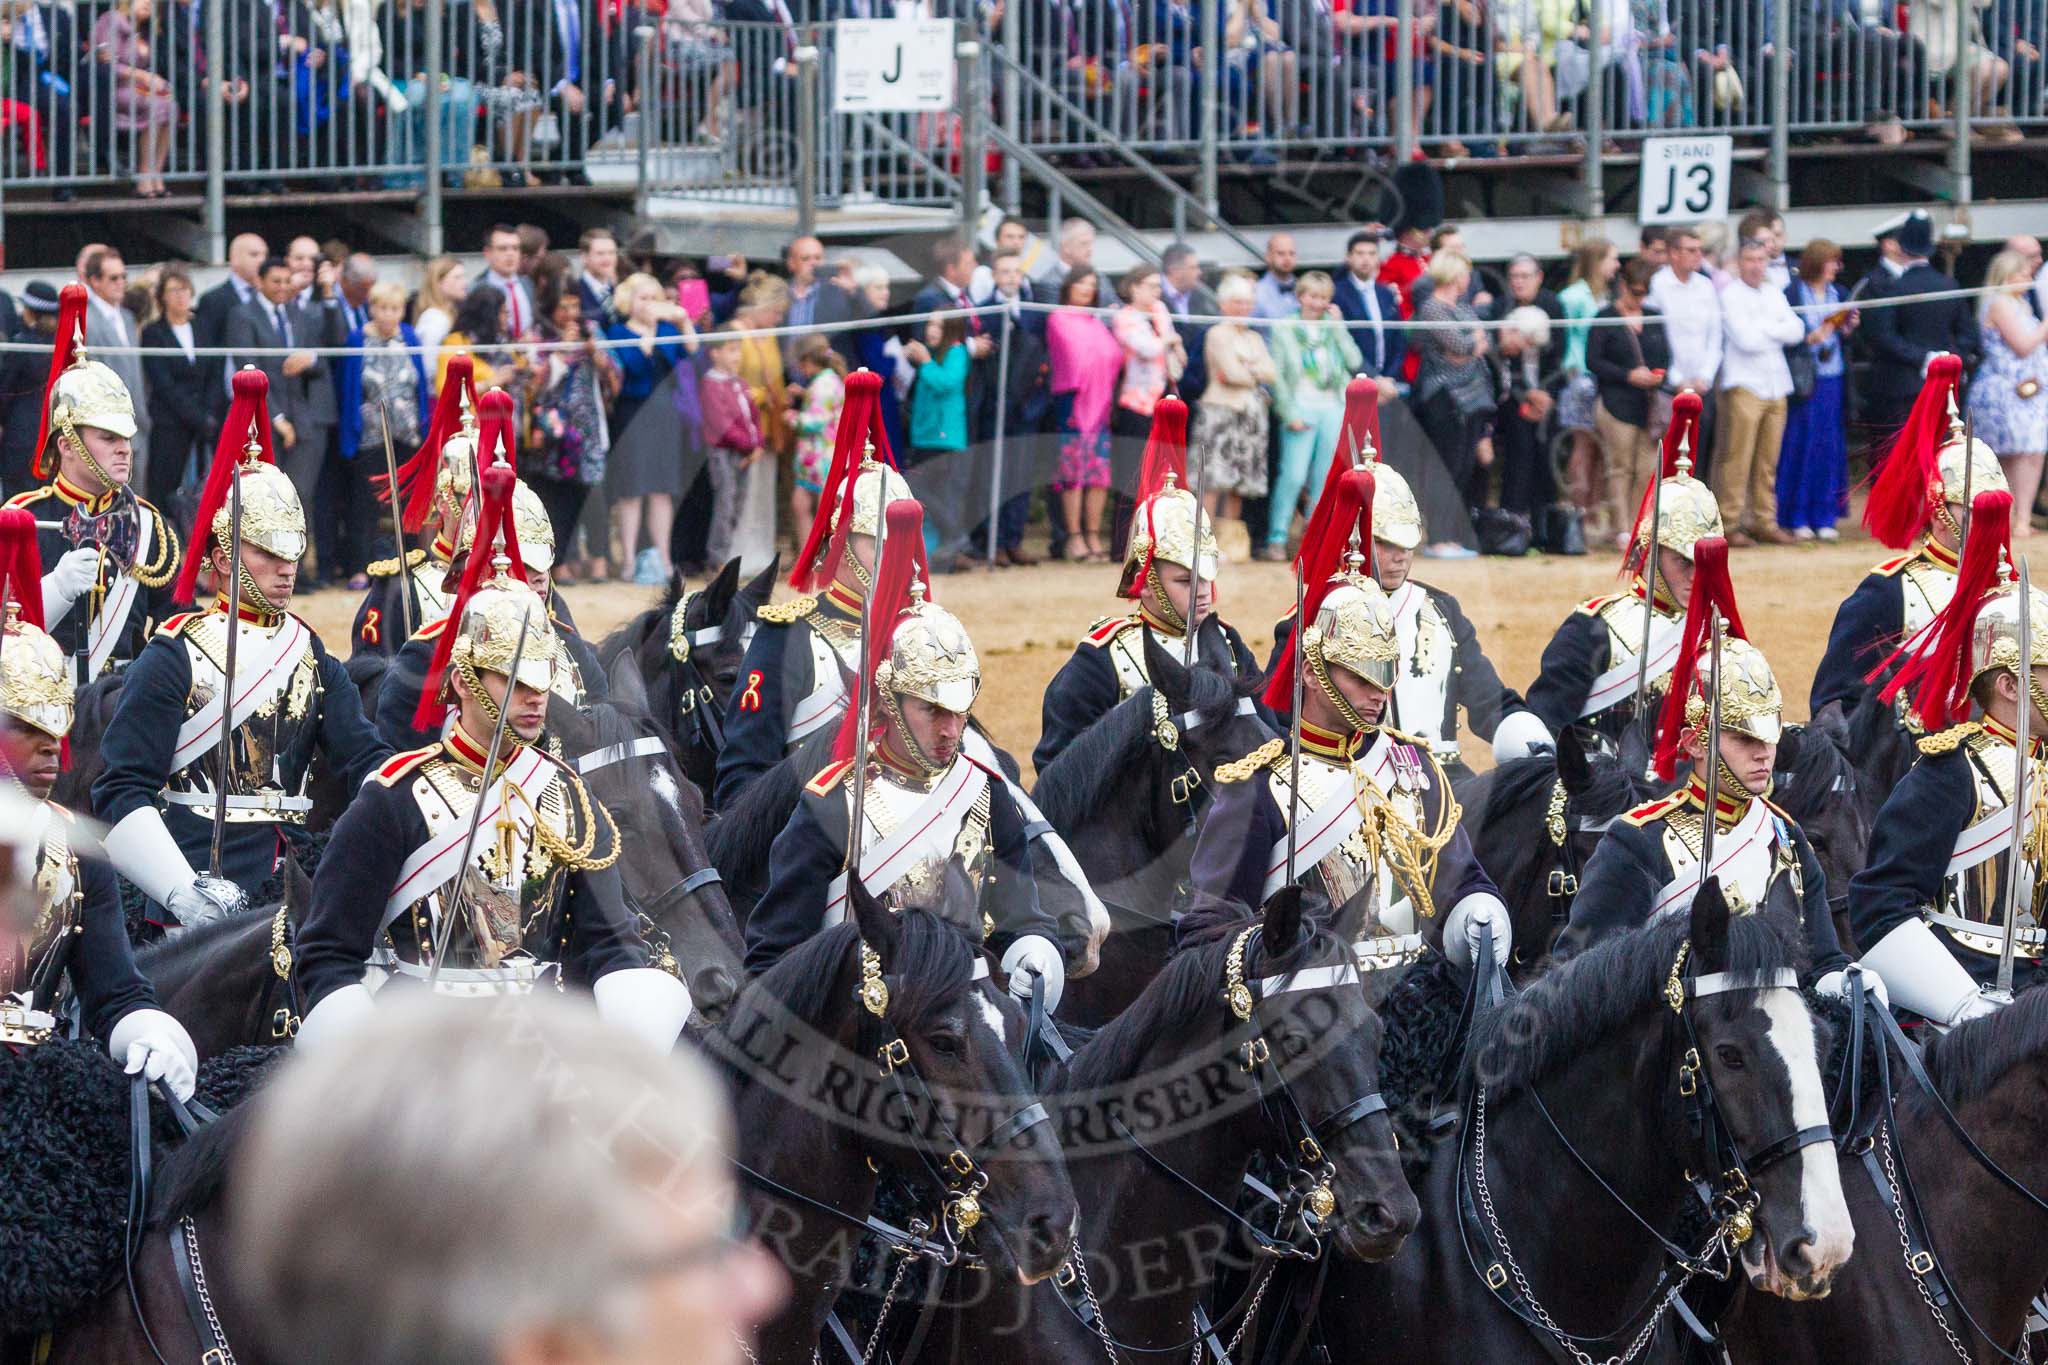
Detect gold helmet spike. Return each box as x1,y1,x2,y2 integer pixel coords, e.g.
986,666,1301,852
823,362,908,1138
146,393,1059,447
833,453,916,541
1304,526,1400,694
1632,428,1726,565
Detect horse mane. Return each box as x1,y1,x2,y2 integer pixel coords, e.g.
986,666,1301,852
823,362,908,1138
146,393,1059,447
1474,752,1625,830
1470,911,1805,1097
1065,893,1335,1091
1768,723,1856,822
706,726,836,872
716,913,973,1091
135,906,270,973
148,1100,258,1228
1918,978,2048,1110
1033,666,1252,827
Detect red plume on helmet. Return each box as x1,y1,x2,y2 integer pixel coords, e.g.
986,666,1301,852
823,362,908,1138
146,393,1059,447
1876,489,2013,730
176,367,281,604
1264,468,1376,712
830,499,926,765
1651,536,1748,781
1623,389,1703,583
0,507,46,632
412,464,530,733
793,369,893,593
31,285,91,482
1122,397,1191,602
1339,375,1382,461
378,354,478,535
1863,352,1965,550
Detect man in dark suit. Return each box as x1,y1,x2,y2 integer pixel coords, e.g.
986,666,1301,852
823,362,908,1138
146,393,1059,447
502,0,610,181
227,256,346,571
0,282,60,492
1159,242,1218,404
974,249,1051,566
81,249,150,476
1857,209,1978,436
781,235,852,375
913,237,996,571
1331,229,1407,399
195,233,269,423
575,227,621,325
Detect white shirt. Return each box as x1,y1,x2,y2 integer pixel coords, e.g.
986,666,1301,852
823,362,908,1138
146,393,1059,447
170,320,196,360
1718,276,1807,400
1647,266,1723,387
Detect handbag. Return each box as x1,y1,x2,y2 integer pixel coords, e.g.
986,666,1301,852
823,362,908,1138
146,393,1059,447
1785,340,1817,403
1473,506,1533,557
1539,502,1587,556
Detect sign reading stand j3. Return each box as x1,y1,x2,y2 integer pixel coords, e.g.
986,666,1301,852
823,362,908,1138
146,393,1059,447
1638,135,1733,226
833,19,957,113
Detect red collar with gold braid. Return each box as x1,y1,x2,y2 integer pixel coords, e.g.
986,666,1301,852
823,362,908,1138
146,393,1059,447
1631,573,1682,615
1918,535,1961,573
210,592,284,629
1678,771,1753,832
50,472,117,515
821,580,863,618
1300,717,1365,763
442,720,531,780
1980,712,2048,760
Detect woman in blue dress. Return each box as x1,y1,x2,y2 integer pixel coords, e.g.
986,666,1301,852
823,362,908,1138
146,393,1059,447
1777,239,1856,541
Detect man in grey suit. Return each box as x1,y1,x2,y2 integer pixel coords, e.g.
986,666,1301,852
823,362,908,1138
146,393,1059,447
227,256,346,568
81,248,150,477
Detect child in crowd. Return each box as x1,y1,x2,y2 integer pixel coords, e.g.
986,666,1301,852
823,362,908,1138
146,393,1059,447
789,332,848,544
700,335,764,566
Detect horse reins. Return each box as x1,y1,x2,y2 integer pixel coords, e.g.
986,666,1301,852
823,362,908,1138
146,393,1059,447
1026,928,1387,1364
666,592,738,755
1459,941,1831,1365
125,1075,226,1365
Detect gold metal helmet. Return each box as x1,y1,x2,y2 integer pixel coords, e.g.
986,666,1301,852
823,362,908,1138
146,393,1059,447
1682,636,1784,746
834,457,916,541
213,459,308,565
1935,425,2008,510
878,579,980,715
1967,572,2048,691
1366,461,1423,552
1124,474,1220,585
433,420,480,525
0,606,73,739
49,356,139,444
451,565,559,697
457,475,554,572
1304,533,1401,700
1631,446,1725,564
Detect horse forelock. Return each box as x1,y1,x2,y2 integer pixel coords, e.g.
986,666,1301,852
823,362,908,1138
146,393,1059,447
1470,911,1806,1097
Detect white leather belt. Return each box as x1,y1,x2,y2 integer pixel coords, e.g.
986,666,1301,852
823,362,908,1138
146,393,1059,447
164,789,314,822
0,995,58,1044
1928,909,2047,958
1352,933,1427,972
387,955,558,998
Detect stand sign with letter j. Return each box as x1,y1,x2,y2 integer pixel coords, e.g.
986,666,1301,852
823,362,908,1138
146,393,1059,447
833,18,956,113
1638,135,1732,226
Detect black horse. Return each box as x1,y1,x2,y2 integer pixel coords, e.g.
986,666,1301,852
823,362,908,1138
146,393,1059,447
50,672,123,815
1033,627,1275,1029
707,862,1077,1365
1318,881,1854,1363
1722,986,2048,1363
930,884,1419,1365
139,694,748,1056
1767,722,1873,952
1458,732,1635,978
595,557,777,802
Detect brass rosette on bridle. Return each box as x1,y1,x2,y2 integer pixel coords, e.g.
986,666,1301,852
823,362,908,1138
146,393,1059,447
214,458,308,566
457,474,555,572
451,570,559,698
1681,636,1784,746
0,608,73,739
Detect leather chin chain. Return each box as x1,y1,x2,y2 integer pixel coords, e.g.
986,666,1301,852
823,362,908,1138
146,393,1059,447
455,657,503,730
844,538,873,592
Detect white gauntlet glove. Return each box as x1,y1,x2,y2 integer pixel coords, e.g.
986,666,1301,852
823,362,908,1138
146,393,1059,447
1001,935,1066,1014
42,547,100,625
1490,711,1555,764
1444,893,1513,972
1815,965,1890,1011
108,1007,200,1102
593,967,694,1054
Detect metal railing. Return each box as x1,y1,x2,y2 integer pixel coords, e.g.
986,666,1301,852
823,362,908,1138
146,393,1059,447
0,0,2042,249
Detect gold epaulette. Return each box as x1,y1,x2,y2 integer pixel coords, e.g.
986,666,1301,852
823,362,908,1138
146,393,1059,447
156,611,201,638
3,486,50,509
367,548,430,578
1871,552,1915,578
1215,739,1285,784
805,757,855,796
1620,790,1688,827
134,502,178,588
757,594,818,626
372,745,439,786
1918,722,1984,755
1081,614,1139,648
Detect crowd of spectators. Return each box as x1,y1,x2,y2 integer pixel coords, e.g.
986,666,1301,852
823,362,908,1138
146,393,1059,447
0,193,2039,594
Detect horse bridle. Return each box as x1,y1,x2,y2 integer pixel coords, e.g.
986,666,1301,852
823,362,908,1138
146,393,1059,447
1151,690,1260,828
1460,941,1832,1365
1541,777,1613,926
573,734,727,970
666,592,742,754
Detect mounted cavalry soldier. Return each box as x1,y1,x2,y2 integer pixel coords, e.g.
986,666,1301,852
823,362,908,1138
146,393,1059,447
1553,536,1849,987
1264,379,1549,779
6,284,179,684
93,368,389,924
0,507,198,1099
292,464,692,1055
716,368,913,808
1033,395,1261,772
1811,352,2004,721
1851,489,2047,1025
352,355,481,655
374,390,605,752
1193,467,1509,975
744,499,1072,1009
1527,389,1721,758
